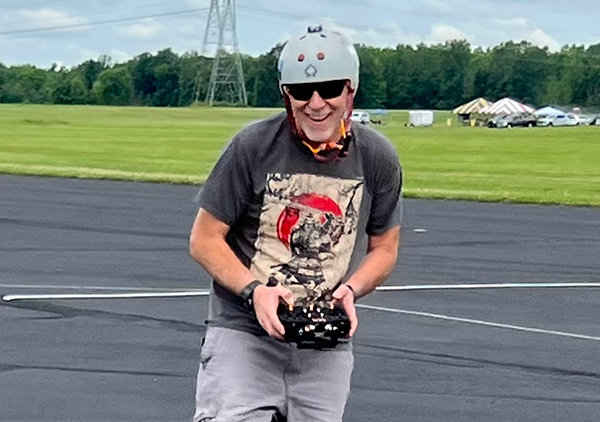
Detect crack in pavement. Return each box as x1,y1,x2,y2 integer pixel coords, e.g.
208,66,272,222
1,300,205,334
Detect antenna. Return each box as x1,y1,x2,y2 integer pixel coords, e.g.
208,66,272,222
200,0,248,106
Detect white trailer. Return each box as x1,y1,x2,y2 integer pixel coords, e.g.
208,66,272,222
407,110,434,127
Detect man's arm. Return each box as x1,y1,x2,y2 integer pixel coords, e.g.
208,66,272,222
190,208,256,295
346,225,401,298
332,225,401,336
189,208,293,340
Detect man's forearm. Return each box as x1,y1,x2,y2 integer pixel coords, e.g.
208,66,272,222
190,236,257,296
345,228,400,299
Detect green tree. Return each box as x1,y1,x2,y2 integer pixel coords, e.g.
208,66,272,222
74,59,107,91
52,74,88,104
382,45,414,109
407,44,443,109
93,67,133,105
178,52,213,106
0,64,7,102
437,40,471,109
464,48,492,100
249,44,283,107
129,49,181,106
11,65,49,103
354,45,386,109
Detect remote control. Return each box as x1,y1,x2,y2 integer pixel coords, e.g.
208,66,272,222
277,300,350,349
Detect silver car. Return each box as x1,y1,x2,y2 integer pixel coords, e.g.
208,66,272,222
573,115,593,125
537,114,576,127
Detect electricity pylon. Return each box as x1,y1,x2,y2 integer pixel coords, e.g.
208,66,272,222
200,0,247,106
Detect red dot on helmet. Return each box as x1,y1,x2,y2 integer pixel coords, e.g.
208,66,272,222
317,52,325,60
298,54,305,62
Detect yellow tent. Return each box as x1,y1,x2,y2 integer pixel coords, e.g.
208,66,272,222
452,97,493,126
452,97,493,115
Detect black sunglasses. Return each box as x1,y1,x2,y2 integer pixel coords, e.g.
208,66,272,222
285,80,347,101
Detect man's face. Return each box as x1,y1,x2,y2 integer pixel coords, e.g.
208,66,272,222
285,80,351,144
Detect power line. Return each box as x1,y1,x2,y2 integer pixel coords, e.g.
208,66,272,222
236,4,429,45
237,3,599,49
236,4,600,70
0,7,209,36
2,0,188,30
0,0,70,11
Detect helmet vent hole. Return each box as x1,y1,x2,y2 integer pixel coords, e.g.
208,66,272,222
317,52,325,61
298,54,305,62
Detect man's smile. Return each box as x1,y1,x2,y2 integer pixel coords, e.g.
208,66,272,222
307,113,332,123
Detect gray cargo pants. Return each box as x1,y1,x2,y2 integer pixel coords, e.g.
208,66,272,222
193,327,353,422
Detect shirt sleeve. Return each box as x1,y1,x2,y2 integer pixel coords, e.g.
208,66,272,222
196,136,253,226
366,144,403,236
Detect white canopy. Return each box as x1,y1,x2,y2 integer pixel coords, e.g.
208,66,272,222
533,106,566,116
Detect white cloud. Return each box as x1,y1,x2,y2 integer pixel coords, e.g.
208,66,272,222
492,17,531,29
108,49,131,63
17,8,90,31
50,61,67,70
526,28,562,51
427,24,469,44
319,19,418,48
415,2,566,49
279,31,292,42
79,48,102,61
65,45,131,64
485,17,561,50
116,20,162,40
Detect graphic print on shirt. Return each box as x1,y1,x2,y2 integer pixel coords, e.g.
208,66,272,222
250,173,364,303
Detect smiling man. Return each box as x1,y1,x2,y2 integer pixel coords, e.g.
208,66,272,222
190,25,403,422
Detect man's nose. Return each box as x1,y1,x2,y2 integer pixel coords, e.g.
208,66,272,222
307,91,326,108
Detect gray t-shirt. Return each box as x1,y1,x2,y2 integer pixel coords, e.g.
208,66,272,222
197,112,402,335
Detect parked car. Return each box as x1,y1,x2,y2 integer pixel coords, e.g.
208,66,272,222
487,114,508,128
566,114,579,126
572,114,593,125
537,114,577,127
350,111,370,125
496,113,537,128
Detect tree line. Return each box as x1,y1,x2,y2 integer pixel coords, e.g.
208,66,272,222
1,40,599,110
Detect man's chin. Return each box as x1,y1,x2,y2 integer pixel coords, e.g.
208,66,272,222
299,126,335,144
304,129,332,143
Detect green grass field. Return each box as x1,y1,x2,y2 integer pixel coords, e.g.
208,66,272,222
1,104,599,206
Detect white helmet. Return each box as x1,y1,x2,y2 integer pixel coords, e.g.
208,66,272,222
278,25,359,92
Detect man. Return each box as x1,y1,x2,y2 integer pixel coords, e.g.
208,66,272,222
190,25,402,422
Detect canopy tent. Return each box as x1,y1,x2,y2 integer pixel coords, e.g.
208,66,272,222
452,97,493,115
533,106,565,116
480,98,534,115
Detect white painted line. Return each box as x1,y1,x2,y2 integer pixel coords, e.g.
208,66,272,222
357,304,600,343
0,284,203,291
413,228,428,233
4,282,598,295
3,282,600,301
376,282,600,292
2,291,210,302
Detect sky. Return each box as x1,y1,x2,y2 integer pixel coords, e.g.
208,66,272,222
0,0,599,68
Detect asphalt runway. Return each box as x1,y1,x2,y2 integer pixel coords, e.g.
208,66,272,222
2,174,600,422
